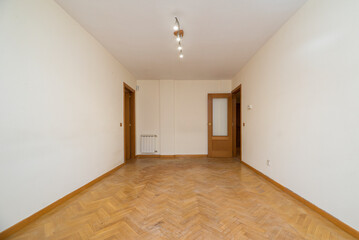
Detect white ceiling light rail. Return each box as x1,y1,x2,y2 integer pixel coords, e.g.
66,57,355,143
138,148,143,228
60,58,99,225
173,17,184,59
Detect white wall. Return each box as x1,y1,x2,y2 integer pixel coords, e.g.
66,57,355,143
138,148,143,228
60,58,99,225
174,80,232,154
232,0,359,230
160,80,175,155
135,80,161,154
0,0,136,231
136,80,232,155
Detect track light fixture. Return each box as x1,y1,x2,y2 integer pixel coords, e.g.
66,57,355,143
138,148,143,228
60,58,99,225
173,17,184,59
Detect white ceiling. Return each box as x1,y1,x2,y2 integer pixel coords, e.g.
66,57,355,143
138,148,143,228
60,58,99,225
56,0,306,80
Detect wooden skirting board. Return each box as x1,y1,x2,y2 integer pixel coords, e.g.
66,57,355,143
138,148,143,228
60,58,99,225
0,163,125,239
241,161,359,239
136,154,208,159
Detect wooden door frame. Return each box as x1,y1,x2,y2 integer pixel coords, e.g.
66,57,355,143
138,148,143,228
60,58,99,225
231,84,242,160
123,83,136,162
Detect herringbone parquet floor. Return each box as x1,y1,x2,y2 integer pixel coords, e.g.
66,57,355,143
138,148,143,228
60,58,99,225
6,157,355,240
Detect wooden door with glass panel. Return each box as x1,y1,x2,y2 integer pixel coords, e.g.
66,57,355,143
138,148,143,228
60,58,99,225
208,94,233,157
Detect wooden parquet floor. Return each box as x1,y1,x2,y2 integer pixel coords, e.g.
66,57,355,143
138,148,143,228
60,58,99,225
6,157,355,240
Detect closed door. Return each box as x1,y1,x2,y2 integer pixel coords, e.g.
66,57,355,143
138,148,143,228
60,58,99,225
208,94,233,157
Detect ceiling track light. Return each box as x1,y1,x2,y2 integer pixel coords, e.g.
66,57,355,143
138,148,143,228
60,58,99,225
173,17,184,59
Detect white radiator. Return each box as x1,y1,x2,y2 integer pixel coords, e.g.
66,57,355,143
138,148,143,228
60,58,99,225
140,134,158,154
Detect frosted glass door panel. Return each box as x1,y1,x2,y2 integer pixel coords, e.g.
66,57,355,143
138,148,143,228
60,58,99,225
212,98,228,136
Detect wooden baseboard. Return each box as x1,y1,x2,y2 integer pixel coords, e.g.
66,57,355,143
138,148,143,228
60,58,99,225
136,154,161,158
160,155,175,158
174,154,207,158
241,161,359,239
136,154,208,159
0,163,125,239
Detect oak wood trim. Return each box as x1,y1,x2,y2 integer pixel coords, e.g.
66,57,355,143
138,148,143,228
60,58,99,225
160,155,176,158
232,94,236,157
123,82,135,93
231,84,241,94
0,163,125,239
240,86,242,161
136,155,161,159
130,90,136,159
231,84,242,160
174,154,207,158
241,161,359,239
136,154,208,159
208,94,212,157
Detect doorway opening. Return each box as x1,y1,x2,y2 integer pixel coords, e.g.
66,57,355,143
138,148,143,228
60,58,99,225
124,83,136,162
232,85,241,160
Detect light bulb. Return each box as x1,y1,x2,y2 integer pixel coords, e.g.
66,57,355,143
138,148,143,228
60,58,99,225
179,54,184,58
173,25,179,31
178,46,182,50
176,36,181,42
